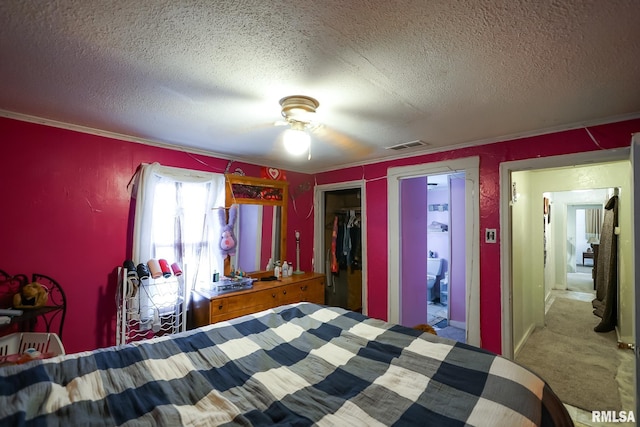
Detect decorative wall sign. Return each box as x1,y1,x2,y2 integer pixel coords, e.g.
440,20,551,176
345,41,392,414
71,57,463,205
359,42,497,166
261,167,287,181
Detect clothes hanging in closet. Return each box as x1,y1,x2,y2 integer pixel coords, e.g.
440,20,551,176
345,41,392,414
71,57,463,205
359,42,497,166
331,211,361,273
331,216,339,273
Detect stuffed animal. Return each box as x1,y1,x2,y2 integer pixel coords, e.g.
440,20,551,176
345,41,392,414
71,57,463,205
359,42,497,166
218,204,238,256
13,282,48,308
413,323,438,336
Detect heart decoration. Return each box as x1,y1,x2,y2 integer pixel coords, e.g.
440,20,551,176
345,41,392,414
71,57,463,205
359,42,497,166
261,167,286,181
268,168,280,180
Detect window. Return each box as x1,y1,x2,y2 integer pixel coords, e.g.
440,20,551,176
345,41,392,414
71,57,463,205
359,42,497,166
131,163,225,320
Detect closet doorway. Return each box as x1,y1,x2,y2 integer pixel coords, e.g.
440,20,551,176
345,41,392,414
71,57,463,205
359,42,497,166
313,181,367,314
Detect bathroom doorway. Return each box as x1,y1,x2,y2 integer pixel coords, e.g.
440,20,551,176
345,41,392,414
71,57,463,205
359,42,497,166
428,173,467,341
387,157,480,346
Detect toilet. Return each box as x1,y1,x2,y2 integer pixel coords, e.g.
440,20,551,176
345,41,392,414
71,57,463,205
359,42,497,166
427,258,444,302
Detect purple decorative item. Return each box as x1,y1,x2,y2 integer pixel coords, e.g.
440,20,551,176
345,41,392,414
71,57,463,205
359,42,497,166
171,262,182,276
218,204,238,256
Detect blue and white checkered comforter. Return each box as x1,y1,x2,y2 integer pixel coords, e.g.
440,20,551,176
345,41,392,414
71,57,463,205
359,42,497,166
0,303,571,426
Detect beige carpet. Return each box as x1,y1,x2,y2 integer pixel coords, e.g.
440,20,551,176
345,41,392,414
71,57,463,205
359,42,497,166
515,297,621,412
566,272,593,293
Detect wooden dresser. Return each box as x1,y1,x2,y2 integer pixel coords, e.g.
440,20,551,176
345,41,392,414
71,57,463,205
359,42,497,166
190,272,325,327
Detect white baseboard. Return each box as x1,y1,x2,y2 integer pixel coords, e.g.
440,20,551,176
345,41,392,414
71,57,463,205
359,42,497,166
514,323,536,359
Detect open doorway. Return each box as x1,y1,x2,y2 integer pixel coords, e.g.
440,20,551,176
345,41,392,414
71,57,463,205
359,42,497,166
313,180,367,315
504,158,632,357
556,193,608,294
502,149,635,418
387,157,480,347
323,188,363,311
398,173,466,341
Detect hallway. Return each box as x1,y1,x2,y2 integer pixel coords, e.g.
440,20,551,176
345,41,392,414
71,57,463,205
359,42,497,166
538,290,634,427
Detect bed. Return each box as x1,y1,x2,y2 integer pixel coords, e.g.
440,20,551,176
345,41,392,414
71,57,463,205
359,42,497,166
0,302,572,426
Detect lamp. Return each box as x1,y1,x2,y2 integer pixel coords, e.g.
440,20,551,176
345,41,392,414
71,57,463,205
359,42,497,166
283,121,310,155
294,230,304,275
587,236,599,247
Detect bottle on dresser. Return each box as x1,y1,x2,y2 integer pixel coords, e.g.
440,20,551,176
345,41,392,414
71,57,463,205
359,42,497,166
274,261,282,279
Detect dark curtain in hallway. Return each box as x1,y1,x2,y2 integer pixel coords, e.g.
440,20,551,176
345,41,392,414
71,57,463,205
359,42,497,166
592,194,618,332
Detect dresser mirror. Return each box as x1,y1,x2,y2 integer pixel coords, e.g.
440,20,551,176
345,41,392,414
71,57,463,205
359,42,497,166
224,174,288,276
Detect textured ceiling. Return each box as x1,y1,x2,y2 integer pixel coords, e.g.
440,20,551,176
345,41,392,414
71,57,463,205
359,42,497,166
1,1,639,172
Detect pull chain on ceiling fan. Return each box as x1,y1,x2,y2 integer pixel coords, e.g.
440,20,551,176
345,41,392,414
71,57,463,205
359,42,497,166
279,95,319,158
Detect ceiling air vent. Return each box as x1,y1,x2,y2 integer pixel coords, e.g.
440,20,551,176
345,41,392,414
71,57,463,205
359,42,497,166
385,140,429,151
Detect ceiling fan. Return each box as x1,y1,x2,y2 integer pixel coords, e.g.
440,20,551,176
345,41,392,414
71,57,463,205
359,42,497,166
276,95,372,160
278,95,320,159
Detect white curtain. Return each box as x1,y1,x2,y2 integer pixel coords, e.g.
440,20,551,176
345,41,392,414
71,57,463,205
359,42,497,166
585,208,601,239
132,163,225,319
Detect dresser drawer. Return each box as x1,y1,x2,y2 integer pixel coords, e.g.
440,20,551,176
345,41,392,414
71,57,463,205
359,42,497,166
190,273,327,327
210,301,278,323
210,287,279,318
280,277,325,305
301,278,325,303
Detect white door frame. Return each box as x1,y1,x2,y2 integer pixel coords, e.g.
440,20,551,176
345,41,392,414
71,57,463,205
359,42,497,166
499,147,631,358
388,157,480,346
313,180,368,315
631,133,640,419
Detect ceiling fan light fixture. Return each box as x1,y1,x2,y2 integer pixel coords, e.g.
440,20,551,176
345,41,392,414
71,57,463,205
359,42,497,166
279,95,319,123
283,126,310,156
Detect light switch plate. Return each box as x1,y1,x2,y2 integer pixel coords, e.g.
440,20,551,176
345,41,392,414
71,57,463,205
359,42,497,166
485,228,497,243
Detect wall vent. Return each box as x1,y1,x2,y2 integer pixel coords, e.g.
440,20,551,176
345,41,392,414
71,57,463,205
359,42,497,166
385,140,429,150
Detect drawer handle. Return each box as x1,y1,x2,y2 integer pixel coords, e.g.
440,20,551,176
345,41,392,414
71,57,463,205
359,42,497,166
300,285,307,291
218,304,223,310
282,290,287,295
272,293,276,298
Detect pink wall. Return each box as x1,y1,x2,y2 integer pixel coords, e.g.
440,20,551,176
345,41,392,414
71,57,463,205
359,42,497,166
315,118,640,354
0,117,315,353
3,116,638,355
400,177,427,326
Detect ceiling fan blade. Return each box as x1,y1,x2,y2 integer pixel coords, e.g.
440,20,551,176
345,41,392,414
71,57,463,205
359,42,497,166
311,125,374,157
230,120,288,136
